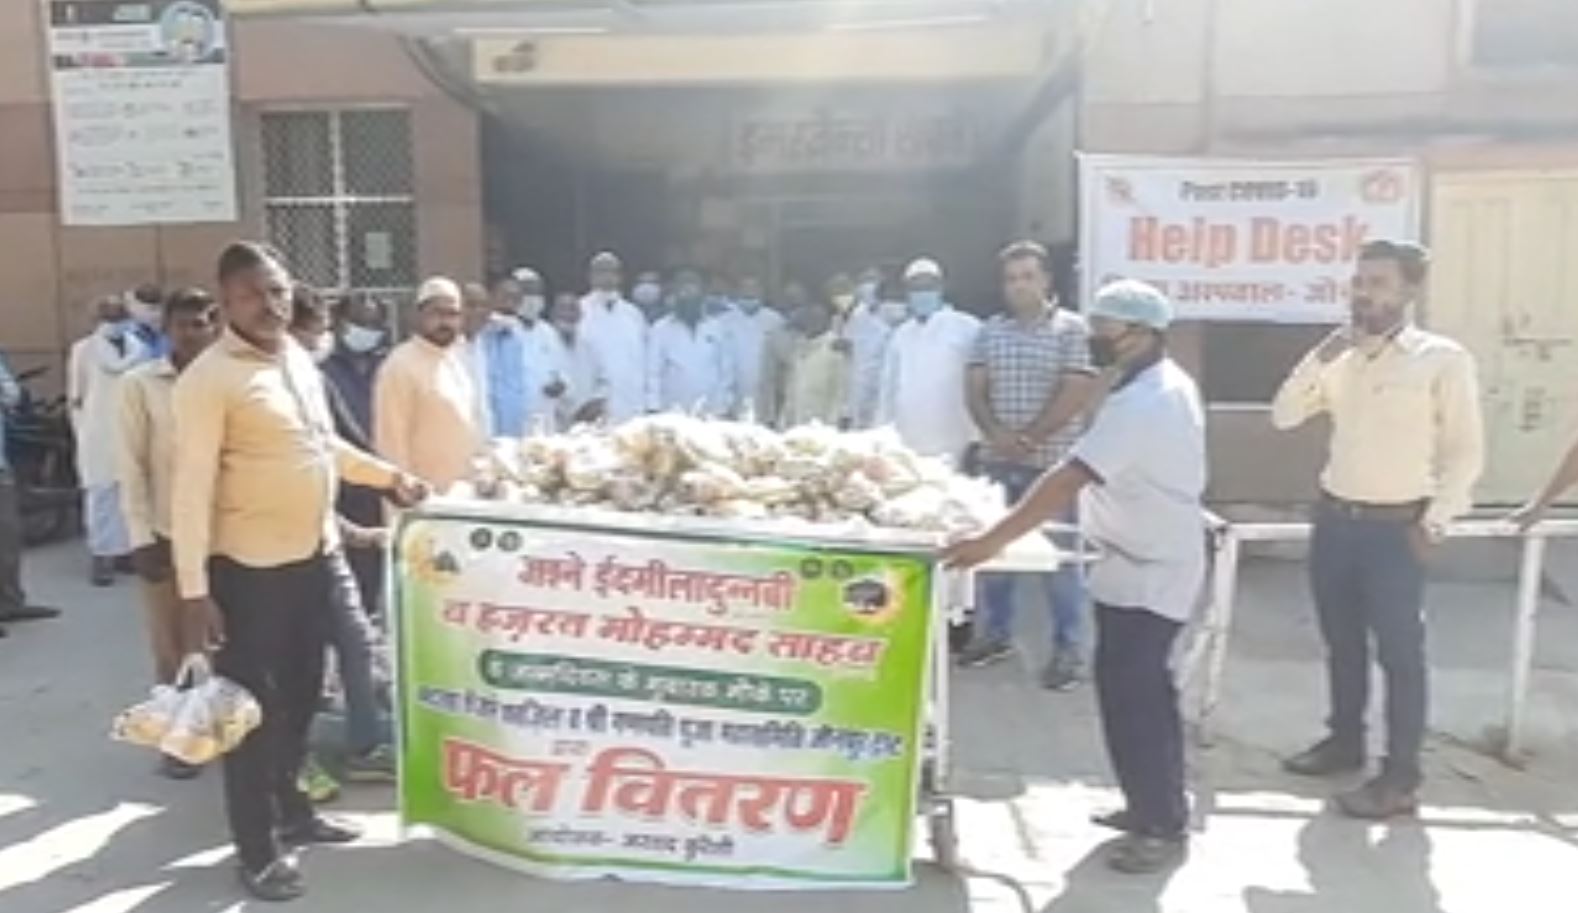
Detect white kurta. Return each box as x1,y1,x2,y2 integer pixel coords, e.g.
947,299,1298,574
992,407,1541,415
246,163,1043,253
718,306,784,419
74,324,151,486
547,331,611,430
877,307,981,462
579,293,648,424
839,305,897,428
646,315,736,417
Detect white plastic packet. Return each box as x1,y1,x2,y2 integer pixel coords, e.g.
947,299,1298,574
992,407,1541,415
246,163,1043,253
112,654,262,765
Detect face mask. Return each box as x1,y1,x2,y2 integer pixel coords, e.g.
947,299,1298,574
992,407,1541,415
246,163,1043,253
342,324,383,353
856,280,879,305
519,295,545,319
908,290,943,319
632,283,662,307
878,300,910,326
832,293,856,313
1088,333,1124,369
738,297,762,314
309,333,335,364
127,301,161,326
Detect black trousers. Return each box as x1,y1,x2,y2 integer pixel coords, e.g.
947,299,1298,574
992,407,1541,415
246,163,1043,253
1309,505,1427,790
211,553,334,871
0,473,25,611
1094,602,1187,838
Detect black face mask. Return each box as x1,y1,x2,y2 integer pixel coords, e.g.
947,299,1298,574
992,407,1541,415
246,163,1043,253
1088,333,1123,368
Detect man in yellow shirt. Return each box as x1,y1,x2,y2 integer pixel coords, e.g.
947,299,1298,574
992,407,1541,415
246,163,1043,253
1271,240,1483,820
375,277,486,493
172,242,426,902
118,288,218,779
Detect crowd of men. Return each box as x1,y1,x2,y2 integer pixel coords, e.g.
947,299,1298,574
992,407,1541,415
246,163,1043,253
3,233,1578,897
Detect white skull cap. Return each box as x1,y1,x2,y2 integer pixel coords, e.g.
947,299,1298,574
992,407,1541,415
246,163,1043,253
416,276,461,305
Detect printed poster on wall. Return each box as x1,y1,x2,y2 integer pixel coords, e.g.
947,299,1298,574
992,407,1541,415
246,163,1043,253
47,0,238,226
1079,155,1420,323
393,511,933,888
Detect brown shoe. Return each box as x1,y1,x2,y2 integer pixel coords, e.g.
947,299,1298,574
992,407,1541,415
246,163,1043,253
1334,778,1419,820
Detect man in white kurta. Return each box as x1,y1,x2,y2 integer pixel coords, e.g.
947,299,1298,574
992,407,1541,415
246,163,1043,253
577,251,647,424
546,293,610,428
876,258,980,463
647,270,736,417
72,293,157,585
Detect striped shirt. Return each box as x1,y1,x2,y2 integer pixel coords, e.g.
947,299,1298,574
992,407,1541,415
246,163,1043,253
970,307,1093,469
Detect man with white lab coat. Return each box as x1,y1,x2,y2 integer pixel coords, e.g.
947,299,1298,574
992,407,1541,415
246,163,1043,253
839,267,909,429
578,251,647,424
876,259,981,463
717,275,783,421
646,269,735,417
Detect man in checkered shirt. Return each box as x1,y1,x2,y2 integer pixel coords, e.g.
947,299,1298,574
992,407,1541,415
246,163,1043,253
959,240,1099,689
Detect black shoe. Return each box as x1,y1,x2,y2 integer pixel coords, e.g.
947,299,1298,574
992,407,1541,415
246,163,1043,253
158,754,202,780
1091,809,1137,833
1283,738,1364,777
1107,834,1188,874
91,558,115,587
114,555,136,574
280,815,362,847
238,858,304,903
0,605,61,623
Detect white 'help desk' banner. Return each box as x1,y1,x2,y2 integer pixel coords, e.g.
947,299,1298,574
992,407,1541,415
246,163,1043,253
1079,156,1421,323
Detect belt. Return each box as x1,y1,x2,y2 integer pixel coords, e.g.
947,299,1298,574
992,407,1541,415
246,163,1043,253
1319,493,1426,523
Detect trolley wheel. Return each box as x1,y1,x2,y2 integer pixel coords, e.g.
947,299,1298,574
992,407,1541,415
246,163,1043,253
927,797,960,870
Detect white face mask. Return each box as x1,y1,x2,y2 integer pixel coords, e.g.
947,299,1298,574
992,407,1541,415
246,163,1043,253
632,283,662,307
342,324,383,354
519,295,545,319
878,300,910,326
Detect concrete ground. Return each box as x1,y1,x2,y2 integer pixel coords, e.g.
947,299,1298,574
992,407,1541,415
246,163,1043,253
2,537,1575,913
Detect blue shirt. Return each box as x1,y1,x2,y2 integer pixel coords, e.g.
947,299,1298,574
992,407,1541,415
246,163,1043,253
125,320,168,360
477,317,539,438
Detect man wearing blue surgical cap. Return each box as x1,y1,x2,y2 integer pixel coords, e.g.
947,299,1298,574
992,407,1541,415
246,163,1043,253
942,279,1205,875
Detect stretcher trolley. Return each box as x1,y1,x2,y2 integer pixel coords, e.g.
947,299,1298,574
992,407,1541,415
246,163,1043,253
918,523,1094,871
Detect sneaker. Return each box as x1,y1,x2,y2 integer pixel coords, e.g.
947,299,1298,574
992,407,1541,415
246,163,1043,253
297,757,341,804
342,745,397,784
956,637,1014,668
91,557,115,587
1040,648,1083,691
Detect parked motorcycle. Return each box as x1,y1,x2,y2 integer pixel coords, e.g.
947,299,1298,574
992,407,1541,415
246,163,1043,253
5,366,80,545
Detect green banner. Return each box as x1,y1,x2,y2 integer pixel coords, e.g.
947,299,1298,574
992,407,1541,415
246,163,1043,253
393,510,934,888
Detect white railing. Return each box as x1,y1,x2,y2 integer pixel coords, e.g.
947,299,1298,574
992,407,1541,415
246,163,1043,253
1185,514,1578,765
